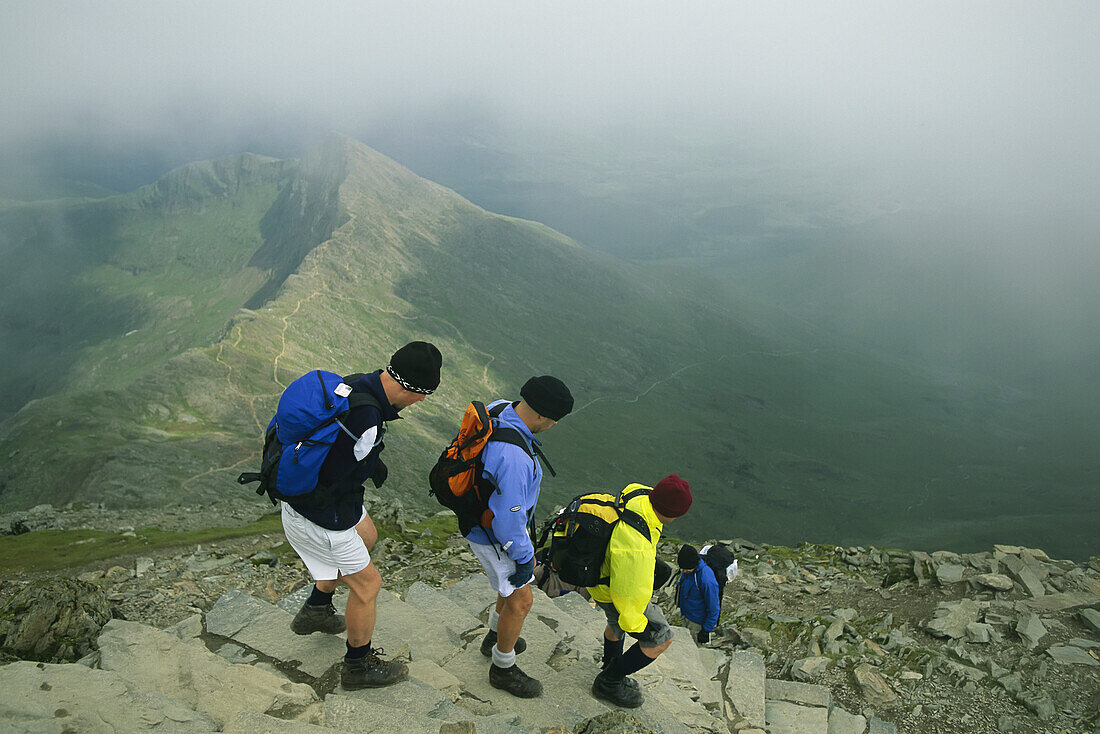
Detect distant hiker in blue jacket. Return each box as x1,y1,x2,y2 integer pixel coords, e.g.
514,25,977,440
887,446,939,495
281,341,441,690
466,375,573,699
675,544,720,644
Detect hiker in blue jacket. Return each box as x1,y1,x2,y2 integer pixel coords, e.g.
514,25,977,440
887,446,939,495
281,341,441,690
466,375,573,699
675,544,720,644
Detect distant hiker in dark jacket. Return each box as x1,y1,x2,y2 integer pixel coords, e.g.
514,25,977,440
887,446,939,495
675,544,720,644
282,341,441,690
465,376,573,699
587,475,693,708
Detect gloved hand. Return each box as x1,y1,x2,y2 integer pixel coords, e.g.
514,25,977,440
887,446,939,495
508,559,535,588
370,458,388,488
697,629,711,644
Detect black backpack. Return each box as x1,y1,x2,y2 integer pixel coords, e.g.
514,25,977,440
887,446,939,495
702,544,737,597
541,486,651,588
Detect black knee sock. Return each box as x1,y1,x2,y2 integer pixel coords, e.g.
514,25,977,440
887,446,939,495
308,585,335,606
602,636,624,669
613,643,655,678
345,640,371,660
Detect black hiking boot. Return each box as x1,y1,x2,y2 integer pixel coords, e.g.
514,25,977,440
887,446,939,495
480,630,527,657
340,649,408,690
591,669,644,708
489,663,542,698
291,601,345,635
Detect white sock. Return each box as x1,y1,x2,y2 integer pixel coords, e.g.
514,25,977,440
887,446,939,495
491,644,516,669
489,609,500,633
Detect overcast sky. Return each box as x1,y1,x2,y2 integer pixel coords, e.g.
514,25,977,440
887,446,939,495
4,2,1097,159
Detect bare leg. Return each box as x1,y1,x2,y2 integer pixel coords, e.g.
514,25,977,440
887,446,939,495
354,511,378,550
341,563,381,647
495,584,532,654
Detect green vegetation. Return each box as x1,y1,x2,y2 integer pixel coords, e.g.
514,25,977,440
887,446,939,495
0,514,284,574
0,134,1095,566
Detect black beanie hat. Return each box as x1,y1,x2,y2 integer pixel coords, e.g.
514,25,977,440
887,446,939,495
387,341,442,394
677,544,699,570
520,375,573,421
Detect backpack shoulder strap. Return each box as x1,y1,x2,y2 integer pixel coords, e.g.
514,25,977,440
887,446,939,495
615,488,652,543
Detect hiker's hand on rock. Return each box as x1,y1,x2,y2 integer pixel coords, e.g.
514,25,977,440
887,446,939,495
697,630,710,644
508,559,535,587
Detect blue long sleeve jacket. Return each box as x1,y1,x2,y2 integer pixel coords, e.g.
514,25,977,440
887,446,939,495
464,400,543,564
676,560,721,632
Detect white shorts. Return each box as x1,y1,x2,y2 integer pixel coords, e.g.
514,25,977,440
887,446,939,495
467,540,529,598
281,503,370,580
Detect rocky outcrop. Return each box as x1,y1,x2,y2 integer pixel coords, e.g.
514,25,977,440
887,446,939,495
0,577,111,662
1,502,1098,733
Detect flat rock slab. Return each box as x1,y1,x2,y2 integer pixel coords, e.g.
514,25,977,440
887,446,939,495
828,706,867,734
868,716,898,733
224,711,335,733
404,581,484,638
1080,607,1100,633
766,699,830,734
1018,591,1100,613
765,678,832,709
339,677,479,724
441,573,496,618
98,619,317,729
374,588,464,665
643,625,722,707
0,660,217,732
206,589,345,678
726,650,766,728
1046,645,1100,667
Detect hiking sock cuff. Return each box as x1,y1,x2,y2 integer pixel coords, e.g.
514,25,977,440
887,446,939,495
345,641,371,660
603,636,624,667
308,585,336,607
491,644,516,669
489,609,500,632
616,643,656,678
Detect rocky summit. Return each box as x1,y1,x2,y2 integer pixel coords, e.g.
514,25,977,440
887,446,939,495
1,501,1099,733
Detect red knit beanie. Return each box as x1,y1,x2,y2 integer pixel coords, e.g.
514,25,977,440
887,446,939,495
650,475,692,518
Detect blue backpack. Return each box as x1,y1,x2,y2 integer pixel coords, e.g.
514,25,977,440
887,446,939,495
237,370,382,506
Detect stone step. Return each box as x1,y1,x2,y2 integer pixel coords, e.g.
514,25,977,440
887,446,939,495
726,649,766,728
207,589,346,679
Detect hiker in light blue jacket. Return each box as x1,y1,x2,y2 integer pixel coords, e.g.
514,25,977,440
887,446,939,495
465,376,573,699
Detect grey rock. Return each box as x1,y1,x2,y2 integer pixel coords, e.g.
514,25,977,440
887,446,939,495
867,717,898,734
935,563,966,585
1079,607,1100,633
766,699,829,734
853,663,897,708
924,599,981,639
1046,644,1100,666
1017,591,1100,613
223,711,332,732
168,613,204,640
791,656,831,681
0,660,217,731
997,672,1023,694
828,706,867,734
98,619,317,728
0,577,111,662
572,710,658,733
965,622,993,643
738,626,772,650
1015,612,1047,649
206,590,345,678
726,650,766,728
974,573,1014,591
765,678,832,708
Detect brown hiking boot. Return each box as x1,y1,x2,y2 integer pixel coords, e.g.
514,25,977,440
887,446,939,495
489,663,542,698
480,630,527,657
291,601,346,635
340,648,408,690
591,668,644,708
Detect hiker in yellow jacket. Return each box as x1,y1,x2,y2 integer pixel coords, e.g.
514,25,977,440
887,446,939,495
587,475,693,708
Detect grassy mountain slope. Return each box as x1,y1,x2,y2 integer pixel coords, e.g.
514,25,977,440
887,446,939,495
0,135,1093,559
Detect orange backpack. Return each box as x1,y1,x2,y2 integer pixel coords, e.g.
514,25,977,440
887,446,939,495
428,401,554,535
